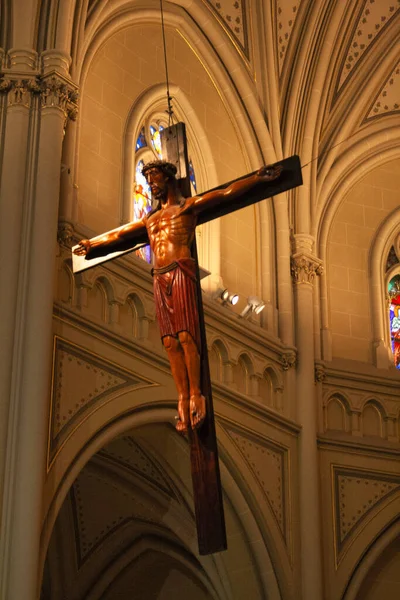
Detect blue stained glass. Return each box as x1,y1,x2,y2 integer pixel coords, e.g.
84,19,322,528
189,158,197,192
135,127,147,151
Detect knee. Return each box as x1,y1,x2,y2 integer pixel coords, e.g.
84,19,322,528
178,331,190,346
163,335,179,351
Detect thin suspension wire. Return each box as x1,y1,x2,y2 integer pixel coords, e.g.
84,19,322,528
300,130,360,170
158,0,356,172
160,0,174,125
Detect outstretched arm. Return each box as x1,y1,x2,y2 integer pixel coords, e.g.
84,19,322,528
73,219,147,258
191,164,283,215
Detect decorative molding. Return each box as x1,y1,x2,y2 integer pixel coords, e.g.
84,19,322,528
228,428,288,540
57,222,75,248
280,350,296,371
0,72,78,126
39,73,78,119
48,337,154,468
333,467,400,559
276,0,302,74
291,253,324,284
315,363,326,383
0,77,39,107
205,0,249,57
364,59,400,122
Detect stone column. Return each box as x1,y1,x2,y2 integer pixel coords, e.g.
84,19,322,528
58,112,78,232
0,50,78,600
0,48,39,524
291,234,323,600
273,192,294,346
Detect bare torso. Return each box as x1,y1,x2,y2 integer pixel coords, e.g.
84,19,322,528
146,201,197,268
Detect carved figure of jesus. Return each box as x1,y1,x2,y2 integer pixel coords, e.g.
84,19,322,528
74,160,282,432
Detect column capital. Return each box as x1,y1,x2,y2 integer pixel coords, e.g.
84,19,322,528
39,72,79,123
0,76,40,107
0,49,78,127
314,363,326,383
280,350,297,371
291,253,323,285
57,222,75,248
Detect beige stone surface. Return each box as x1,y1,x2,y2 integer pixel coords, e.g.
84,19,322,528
2,2,400,600
328,159,400,363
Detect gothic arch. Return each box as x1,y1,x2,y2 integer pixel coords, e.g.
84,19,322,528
84,536,222,600
342,518,400,600
209,338,230,384
324,394,352,433
369,206,400,367
41,395,282,599
121,83,217,224
317,157,400,361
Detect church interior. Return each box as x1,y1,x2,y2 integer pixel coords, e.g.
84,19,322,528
0,1,399,599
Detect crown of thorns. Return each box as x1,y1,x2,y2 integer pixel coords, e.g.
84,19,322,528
142,160,177,180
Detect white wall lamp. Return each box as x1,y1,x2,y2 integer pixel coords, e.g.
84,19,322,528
240,296,266,318
216,288,239,306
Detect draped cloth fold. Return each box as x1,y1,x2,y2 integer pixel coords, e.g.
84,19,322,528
152,258,201,351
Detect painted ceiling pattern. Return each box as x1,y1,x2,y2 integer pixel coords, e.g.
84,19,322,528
229,429,286,538
338,0,400,90
276,0,302,73
206,0,248,54
52,347,126,438
334,468,400,553
366,59,400,120
49,338,145,465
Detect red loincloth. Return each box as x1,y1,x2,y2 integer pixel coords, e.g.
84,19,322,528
152,258,201,351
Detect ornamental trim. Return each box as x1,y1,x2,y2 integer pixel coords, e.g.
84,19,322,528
0,72,78,123
291,253,324,284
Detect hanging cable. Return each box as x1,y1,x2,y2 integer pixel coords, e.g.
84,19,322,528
160,0,174,125
300,130,361,170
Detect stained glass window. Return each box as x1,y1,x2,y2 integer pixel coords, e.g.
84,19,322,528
135,127,146,151
133,160,152,263
386,245,399,272
388,274,400,369
149,124,163,158
189,158,197,193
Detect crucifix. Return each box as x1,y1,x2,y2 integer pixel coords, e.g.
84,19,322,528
73,122,302,554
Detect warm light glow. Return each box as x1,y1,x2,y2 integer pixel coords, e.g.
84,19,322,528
230,294,239,306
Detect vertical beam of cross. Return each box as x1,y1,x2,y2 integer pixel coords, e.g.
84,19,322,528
161,123,227,555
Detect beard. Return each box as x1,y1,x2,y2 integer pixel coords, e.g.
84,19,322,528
152,185,167,202
150,185,167,212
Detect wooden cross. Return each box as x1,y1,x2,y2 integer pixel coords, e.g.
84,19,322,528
73,123,302,554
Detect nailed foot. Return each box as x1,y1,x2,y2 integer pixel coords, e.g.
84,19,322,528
190,394,206,430
176,395,189,433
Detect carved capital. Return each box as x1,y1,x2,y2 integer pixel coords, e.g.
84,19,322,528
280,351,296,371
314,363,326,383
0,77,38,107
291,253,323,284
57,222,75,247
39,73,79,120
